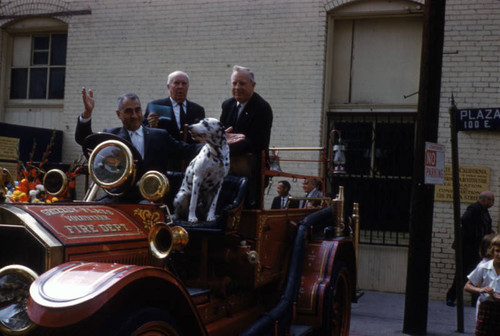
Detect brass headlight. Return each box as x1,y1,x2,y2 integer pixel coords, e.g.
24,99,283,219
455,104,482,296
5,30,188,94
88,140,135,189
139,171,170,202
0,265,38,335
43,169,68,196
1,168,14,196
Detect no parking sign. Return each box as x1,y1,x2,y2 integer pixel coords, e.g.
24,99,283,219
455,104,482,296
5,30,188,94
424,142,445,185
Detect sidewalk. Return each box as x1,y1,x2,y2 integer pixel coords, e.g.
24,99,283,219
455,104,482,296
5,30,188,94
350,291,476,336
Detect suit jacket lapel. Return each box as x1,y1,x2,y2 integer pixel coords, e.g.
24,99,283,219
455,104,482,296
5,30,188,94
118,128,131,142
166,98,181,133
230,101,239,128
236,96,255,130
185,101,191,124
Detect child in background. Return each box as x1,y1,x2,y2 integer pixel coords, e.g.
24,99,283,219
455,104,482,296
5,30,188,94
473,234,496,320
465,234,500,335
479,234,496,264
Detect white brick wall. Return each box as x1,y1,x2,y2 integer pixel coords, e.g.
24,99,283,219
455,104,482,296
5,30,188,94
432,0,500,300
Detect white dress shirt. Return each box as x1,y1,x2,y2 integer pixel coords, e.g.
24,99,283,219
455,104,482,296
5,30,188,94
128,126,144,158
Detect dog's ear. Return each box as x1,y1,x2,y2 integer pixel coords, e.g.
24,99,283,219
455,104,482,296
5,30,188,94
203,119,212,131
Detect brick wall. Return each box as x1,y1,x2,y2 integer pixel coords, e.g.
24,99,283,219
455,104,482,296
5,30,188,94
431,0,500,300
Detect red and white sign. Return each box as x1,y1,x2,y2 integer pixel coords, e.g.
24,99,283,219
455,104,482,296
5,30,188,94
424,142,445,185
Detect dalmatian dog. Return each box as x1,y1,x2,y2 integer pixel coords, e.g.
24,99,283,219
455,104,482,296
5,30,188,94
173,118,230,223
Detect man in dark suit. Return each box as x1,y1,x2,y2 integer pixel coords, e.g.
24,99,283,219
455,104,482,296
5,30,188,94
75,88,200,178
143,71,205,143
271,180,299,209
220,65,273,208
446,190,495,307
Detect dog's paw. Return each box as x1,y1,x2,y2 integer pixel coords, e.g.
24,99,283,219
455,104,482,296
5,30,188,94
206,215,216,222
188,216,199,223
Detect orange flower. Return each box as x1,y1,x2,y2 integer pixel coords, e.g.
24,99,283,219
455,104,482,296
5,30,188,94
18,192,29,203
18,179,28,193
29,182,36,191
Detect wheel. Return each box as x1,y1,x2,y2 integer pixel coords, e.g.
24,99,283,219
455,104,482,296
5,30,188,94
101,307,182,336
322,263,352,336
38,307,183,336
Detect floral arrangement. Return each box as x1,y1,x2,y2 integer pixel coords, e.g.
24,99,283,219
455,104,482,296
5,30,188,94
2,133,84,203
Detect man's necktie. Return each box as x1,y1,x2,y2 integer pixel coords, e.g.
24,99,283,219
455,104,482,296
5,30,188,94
302,193,308,208
231,103,241,126
179,103,187,129
281,197,285,209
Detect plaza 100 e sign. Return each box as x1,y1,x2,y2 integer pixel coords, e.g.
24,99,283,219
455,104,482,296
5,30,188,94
457,108,500,131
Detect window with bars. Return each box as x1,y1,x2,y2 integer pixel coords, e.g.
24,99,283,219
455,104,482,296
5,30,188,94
332,118,415,178
10,33,67,100
328,114,416,245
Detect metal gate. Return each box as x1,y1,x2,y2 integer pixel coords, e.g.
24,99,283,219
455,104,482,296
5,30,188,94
327,113,416,246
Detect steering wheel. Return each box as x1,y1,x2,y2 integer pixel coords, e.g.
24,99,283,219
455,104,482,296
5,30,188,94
82,132,142,164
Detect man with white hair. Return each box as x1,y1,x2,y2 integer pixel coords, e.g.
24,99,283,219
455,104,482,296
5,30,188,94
220,65,273,208
143,70,205,143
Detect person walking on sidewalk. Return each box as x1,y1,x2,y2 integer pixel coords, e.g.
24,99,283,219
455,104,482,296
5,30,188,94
447,191,495,307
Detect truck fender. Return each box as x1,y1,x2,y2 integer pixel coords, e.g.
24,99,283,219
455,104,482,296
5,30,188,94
27,261,205,334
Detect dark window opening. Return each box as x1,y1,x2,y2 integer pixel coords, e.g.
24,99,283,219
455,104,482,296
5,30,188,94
10,33,66,100
29,68,47,99
328,113,416,246
49,68,65,99
10,68,28,99
50,34,67,66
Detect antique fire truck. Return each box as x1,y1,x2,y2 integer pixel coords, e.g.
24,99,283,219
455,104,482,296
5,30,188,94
0,133,357,336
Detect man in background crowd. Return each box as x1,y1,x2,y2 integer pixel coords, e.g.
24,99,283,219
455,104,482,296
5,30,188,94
299,178,322,208
271,180,298,209
447,190,496,307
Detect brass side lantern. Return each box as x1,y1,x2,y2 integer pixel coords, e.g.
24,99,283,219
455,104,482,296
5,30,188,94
330,130,346,174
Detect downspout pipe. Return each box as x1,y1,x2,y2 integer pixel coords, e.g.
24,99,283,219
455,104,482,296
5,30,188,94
240,206,333,336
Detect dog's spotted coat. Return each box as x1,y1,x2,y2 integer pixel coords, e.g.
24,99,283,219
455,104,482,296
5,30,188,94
173,118,230,223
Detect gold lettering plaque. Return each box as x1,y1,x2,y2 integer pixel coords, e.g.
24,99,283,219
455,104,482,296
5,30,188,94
434,165,490,203
0,136,19,161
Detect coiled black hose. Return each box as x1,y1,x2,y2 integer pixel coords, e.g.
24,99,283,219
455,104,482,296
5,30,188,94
239,206,333,336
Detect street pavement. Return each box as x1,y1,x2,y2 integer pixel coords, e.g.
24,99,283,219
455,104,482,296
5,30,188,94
350,290,476,336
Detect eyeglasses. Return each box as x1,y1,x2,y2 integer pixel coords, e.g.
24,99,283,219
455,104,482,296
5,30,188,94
120,107,142,115
170,80,189,87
